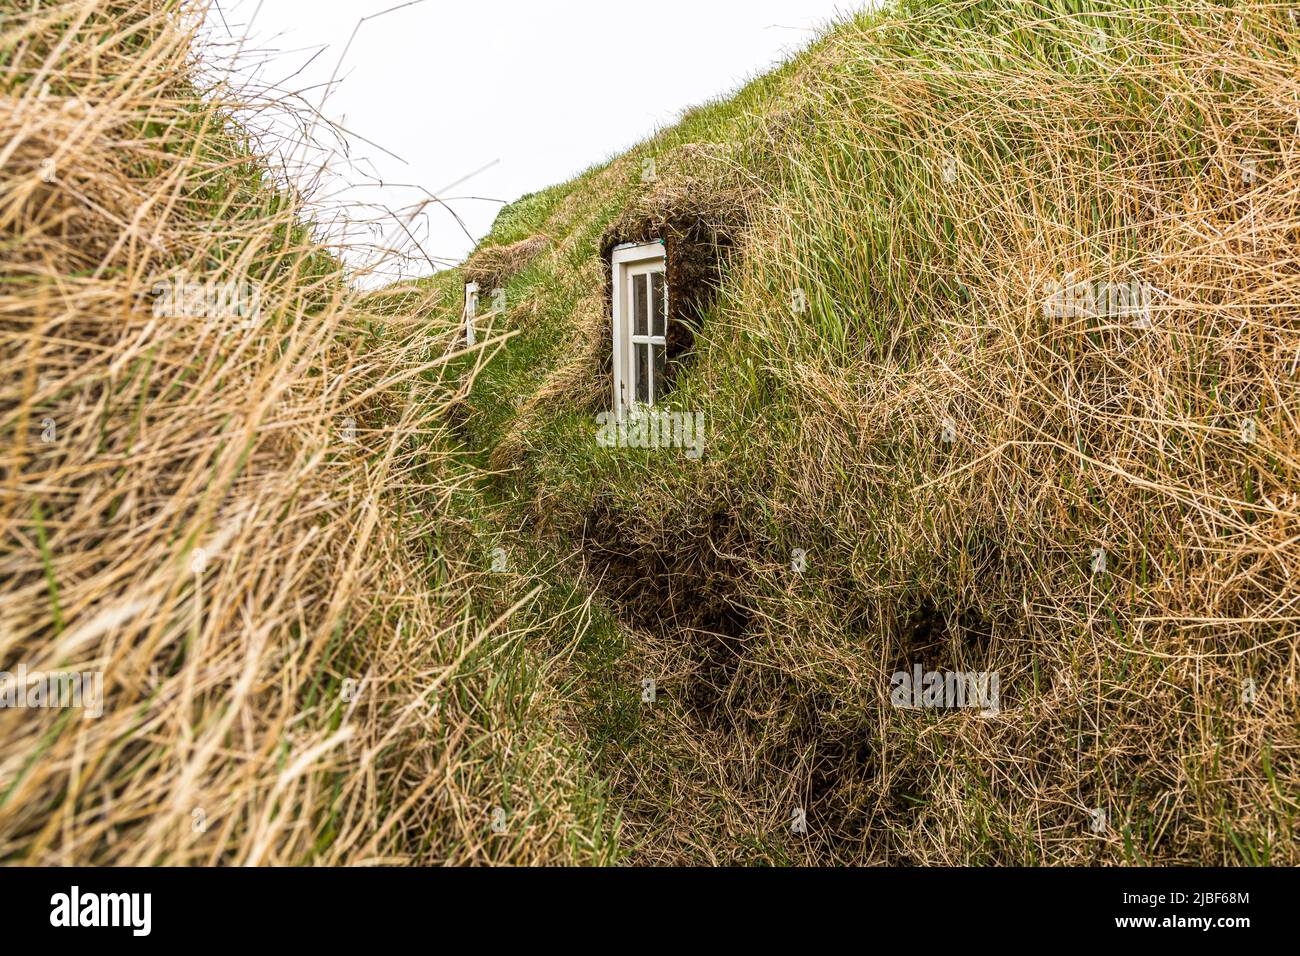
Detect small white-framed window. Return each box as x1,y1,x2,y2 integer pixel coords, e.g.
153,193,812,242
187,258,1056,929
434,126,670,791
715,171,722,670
611,241,667,416
463,281,479,346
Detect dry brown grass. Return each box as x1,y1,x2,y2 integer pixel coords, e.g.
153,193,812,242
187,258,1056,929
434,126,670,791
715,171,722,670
464,234,549,293
0,0,612,865
715,0,1300,864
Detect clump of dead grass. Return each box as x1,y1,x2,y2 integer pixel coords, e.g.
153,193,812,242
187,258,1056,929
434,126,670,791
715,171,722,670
464,234,550,293
0,1,610,865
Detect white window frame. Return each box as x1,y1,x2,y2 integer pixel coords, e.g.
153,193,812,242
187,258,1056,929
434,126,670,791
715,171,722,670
611,241,667,417
463,281,478,346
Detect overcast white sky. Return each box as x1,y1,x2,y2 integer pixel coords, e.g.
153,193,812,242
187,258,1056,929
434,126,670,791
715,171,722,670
201,0,861,281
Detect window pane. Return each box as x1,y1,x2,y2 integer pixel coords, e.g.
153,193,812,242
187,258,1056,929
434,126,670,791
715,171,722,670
651,271,665,337
633,273,647,336
635,343,649,403
652,343,665,403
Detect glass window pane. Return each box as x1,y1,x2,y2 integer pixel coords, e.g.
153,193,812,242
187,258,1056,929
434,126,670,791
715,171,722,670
651,271,665,337
652,343,665,403
635,343,649,403
633,273,647,336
